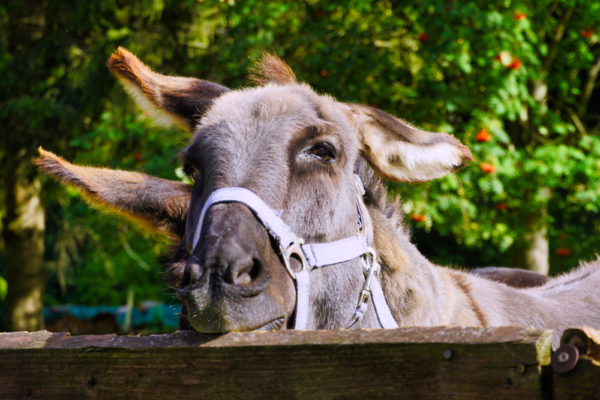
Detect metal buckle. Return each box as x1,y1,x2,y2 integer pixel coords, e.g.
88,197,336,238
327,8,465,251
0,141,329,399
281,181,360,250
348,247,380,328
360,250,380,297
279,238,308,280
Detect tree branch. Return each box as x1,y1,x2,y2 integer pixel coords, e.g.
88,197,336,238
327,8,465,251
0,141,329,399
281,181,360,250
532,6,575,103
578,55,600,118
542,6,574,73
566,107,587,136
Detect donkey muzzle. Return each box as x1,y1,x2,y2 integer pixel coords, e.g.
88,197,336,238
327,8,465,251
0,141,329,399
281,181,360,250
178,202,295,332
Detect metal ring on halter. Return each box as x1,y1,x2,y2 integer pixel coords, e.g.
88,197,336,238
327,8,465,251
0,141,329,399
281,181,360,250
279,238,309,280
357,249,380,308
360,247,378,275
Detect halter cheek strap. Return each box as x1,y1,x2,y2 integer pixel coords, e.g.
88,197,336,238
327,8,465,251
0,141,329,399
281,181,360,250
190,182,398,330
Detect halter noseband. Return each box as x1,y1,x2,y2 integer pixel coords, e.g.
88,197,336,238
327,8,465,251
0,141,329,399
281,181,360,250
189,176,398,330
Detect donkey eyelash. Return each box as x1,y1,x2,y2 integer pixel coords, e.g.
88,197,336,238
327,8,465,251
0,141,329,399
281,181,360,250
307,142,337,163
184,164,201,182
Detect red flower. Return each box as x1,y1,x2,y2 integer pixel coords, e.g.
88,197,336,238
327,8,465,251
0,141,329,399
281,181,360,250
581,29,594,39
555,248,571,256
320,69,328,77
475,129,492,142
411,214,426,222
513,12,527,20
480,163,497,173
507,58,522,70
418,33,429,43
495,203,507,211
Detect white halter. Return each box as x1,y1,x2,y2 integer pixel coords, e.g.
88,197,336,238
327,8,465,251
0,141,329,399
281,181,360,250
190,176,398,330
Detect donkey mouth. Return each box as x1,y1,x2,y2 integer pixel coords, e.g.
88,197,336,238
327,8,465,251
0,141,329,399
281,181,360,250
254,316,286,331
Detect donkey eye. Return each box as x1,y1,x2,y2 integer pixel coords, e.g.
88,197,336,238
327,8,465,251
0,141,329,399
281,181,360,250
309,142,336,163
184,164,202,183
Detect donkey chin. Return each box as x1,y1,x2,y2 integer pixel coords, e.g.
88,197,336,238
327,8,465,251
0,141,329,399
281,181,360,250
179,290,291,333
177,265,295,333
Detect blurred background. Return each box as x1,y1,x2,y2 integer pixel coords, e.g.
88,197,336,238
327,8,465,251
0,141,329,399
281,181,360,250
1,0,599,333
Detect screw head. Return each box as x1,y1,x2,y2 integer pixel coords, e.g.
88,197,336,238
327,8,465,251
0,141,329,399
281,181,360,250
557,352,569,363
442,349,453,360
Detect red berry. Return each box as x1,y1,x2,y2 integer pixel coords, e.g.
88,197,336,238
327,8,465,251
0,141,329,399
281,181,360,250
320,69,328,77
418,33,429,43
507,58,522,70
555,248,571,256
134,152,143,161
475,129,492,142
411,214,426,222
495,203,507,211
480,163,497,173
513,12,526,20
581,29,594,39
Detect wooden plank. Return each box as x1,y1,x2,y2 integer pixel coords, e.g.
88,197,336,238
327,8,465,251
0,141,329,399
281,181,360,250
0,327,551,399
553,327,600,400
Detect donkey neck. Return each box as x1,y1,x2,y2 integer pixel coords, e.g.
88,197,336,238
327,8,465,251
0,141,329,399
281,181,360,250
368,204,482,327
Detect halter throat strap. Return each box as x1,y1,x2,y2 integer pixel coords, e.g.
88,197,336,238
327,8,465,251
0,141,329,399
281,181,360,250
190,184,398,330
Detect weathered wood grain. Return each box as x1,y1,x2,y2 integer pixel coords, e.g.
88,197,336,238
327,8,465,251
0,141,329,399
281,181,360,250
0,327,552,399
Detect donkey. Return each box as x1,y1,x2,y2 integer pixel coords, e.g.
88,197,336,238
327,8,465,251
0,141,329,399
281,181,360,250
36,48,600,346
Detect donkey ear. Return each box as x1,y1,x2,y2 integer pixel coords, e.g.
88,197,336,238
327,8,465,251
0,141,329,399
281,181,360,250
34,148,192,238
249,53,297,85
348,104,473,182
108,47,229,132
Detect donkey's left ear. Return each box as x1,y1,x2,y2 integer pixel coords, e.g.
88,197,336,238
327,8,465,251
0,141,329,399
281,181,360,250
348,104,473,182
35,148,192,239
108,47,230,132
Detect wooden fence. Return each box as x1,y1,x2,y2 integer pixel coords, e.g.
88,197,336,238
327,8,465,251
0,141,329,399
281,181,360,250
1,326,599,399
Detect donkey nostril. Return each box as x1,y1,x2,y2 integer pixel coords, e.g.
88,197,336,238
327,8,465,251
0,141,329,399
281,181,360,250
182,262,203,286
228,257,263,286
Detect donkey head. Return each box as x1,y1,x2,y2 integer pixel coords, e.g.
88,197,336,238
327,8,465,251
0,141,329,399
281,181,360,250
36,48,472,333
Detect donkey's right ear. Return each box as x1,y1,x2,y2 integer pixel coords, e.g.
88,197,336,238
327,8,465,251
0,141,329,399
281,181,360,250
108,47,229,132
348,104,473,182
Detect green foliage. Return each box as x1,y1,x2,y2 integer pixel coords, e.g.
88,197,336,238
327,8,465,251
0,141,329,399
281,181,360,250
1,0,202,308
0,276,6,302
2,0,600,322
44,113,186,306
382,0,600,270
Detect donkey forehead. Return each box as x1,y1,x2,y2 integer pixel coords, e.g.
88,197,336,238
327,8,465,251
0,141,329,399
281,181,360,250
184,83,361,236
197,84,356,148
